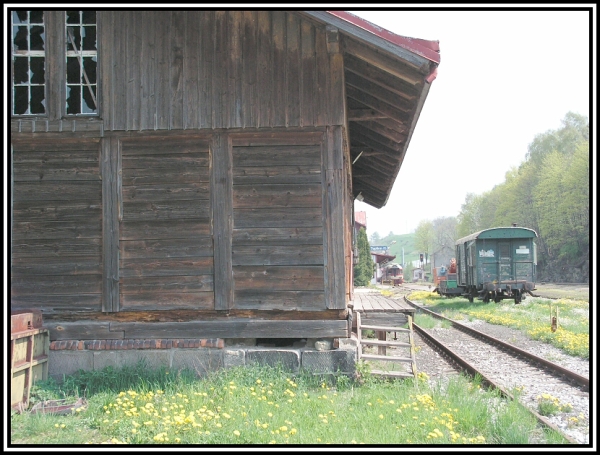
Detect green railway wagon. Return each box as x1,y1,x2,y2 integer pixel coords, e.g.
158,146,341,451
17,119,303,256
438,226,538,304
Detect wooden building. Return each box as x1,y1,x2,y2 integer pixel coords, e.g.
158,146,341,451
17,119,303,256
10,10,440,346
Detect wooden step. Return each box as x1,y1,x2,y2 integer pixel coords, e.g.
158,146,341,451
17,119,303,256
361,354,413,363
370,369,414,378
360,324,410,333
360,339,411,348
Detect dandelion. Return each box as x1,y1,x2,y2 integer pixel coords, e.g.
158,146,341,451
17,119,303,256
234,430,241,436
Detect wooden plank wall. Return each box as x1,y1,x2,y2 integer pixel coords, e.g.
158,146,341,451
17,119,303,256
231,133,326,310
11,138,103,313
119,137,213,311
100,11,344,131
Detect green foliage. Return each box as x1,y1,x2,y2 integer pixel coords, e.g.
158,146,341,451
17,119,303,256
354,227,374,286
414,221,434,263
11,364,571,445
455,112,589,273
536,393,573,416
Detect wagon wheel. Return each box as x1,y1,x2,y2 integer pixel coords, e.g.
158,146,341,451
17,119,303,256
494,291,501,303
482,292,490,303
467,293,474,303
514,290,522,304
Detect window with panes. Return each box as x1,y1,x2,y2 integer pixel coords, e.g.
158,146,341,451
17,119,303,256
11,10,98,117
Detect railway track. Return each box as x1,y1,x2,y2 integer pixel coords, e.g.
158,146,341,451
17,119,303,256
403,296,590,445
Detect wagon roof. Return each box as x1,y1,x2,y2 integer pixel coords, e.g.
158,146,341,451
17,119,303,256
456,227,538,245
301,11,440,208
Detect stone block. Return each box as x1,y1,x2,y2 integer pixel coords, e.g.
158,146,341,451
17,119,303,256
224,349,246,369
246,349,300,373
93,350,171,372
301,349,355,375
172,349,223,377
48,350,94,380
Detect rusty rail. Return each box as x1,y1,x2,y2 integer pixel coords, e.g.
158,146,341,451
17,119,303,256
404,296,588,390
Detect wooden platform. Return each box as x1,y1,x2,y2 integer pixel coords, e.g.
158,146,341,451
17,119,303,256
349,290,415,314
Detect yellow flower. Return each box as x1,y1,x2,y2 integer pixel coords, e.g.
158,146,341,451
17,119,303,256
233,430,241,436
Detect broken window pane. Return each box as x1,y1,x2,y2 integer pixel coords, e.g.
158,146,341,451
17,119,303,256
13,26,28,51
30,10,44,24
30,86,46,114
82,26,96,51
67,56,80,84
66,11,80,24
13,56,28,84
82,85,97,113
30,57,45,84
82,57,97,84
67,26,81,52
13,11,28,24
14,86,28,115
30,25,45,51
82,11,96,24
66,85,81,114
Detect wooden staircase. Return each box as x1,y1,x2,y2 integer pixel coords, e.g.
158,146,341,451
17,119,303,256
356,311,417,379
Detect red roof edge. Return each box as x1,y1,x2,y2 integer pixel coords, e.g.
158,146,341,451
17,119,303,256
327,10,441,64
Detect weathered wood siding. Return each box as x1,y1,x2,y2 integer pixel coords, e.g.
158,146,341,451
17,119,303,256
10,10,351,337
100,11,344,132
11,138,103,312
119,136,213,311
231,133,325,310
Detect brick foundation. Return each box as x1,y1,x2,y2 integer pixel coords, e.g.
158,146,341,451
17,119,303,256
49,338,225,350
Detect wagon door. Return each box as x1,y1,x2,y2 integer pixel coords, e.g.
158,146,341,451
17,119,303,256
498,241,512,282
513,240,535,282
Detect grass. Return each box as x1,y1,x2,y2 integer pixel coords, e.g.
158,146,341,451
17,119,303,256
10,362,570,446
407,292,589,359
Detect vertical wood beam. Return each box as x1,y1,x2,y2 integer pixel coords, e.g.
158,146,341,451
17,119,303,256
212,133,233,310
102,136,120,312
323,126,346,309
45,11,65,120
328,28,345,127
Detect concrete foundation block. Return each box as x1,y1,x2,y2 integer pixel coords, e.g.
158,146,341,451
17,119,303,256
172,349,223,376
301,349,355,375
246,349,300,372
93,350,171,372
48,350,94,380
224,349,246,369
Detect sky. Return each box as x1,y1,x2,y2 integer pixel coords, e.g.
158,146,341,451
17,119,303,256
347,6,594,238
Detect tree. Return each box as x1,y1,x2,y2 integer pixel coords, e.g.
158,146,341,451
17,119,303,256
414,220,434,265
354,227,374,286
369,231,381,245
454,112,589,278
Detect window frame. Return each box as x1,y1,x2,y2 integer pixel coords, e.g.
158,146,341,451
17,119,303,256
11,10,47,117
11,10,100,121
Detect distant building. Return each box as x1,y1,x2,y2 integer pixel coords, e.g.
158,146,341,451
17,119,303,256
371,252,396,284
354,211,367,232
